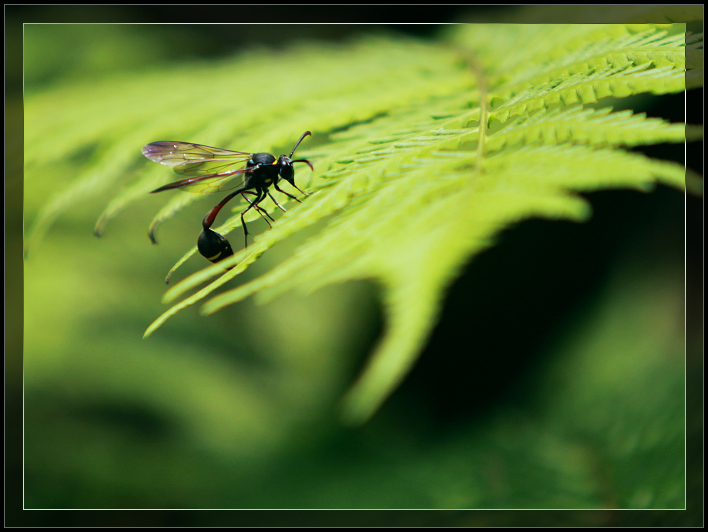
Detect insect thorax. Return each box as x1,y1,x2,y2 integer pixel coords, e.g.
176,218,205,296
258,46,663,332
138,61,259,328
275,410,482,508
251,152,276,165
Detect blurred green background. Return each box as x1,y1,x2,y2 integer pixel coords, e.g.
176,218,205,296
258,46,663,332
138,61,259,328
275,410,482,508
11,6,701,526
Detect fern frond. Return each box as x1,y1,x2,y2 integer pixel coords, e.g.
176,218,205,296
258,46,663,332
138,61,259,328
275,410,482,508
26,22,699,424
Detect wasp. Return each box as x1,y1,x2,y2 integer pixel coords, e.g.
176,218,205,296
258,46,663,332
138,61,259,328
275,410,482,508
142,131,313,264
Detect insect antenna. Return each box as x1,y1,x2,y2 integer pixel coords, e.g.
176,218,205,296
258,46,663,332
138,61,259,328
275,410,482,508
289,131,312,158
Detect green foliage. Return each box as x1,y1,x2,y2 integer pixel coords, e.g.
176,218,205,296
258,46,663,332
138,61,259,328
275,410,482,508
26,23,699,427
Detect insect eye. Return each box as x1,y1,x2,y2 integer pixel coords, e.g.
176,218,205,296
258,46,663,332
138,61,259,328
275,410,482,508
197,228,234,264
279,160,294,181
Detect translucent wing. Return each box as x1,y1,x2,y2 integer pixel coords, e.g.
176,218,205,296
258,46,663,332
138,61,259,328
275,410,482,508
150,168,251,194
143,141,253,194
142,141,253,176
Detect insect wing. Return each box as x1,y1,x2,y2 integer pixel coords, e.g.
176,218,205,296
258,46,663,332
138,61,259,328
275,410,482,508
150,168,250,194
142,141,252,176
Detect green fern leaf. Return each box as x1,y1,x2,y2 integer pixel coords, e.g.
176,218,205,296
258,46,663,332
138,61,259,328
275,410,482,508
26,23,699,424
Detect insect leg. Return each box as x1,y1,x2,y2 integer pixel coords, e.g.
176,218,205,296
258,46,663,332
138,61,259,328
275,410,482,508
273,183,302,203
243,190,275,225
239,188,267,248
267,191,287,213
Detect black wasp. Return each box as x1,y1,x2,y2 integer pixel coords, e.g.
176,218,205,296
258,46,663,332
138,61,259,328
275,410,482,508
142,131,313,263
